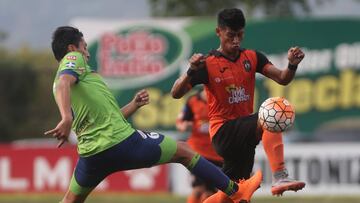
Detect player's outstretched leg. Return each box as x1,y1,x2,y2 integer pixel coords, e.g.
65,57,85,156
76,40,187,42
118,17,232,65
262,130,305,196
171,141,262,203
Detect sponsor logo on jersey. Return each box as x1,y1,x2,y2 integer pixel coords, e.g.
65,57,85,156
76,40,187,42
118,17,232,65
214,76,234,83
65,62,76,68
66,55,77,60
226,84,250,104
214,77,221,83
76,117,91,136
243,60,251,72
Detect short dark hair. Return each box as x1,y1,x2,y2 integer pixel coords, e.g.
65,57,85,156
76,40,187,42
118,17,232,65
51,26,83,61
217,8,246,30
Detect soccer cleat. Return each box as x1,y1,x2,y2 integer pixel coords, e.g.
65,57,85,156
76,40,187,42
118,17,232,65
271,169,305,196
229,170,263,203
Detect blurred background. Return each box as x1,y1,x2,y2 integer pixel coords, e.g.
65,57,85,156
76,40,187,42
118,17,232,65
1,0,360,202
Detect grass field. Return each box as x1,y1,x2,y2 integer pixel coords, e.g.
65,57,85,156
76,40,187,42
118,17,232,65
1,194,359,203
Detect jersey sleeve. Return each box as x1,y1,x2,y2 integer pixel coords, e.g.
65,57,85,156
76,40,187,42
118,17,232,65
189,67,209,87
255,51,272,73
58,52,87,83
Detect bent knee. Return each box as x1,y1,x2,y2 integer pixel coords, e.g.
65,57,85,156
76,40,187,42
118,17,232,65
171,141,196,165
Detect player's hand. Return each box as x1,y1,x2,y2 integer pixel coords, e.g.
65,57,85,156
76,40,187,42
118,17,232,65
133,89,150,108
44,118,72,148
189,53,206,70
288,46,305,65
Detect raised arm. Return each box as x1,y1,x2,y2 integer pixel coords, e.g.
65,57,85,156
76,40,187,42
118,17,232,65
262,47,305,85
45,74,77,148
121,89,149,119
171,53,206,99
171,73,193,99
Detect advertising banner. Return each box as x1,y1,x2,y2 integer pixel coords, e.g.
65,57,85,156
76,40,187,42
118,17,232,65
73,18,360,141
0,145,168,193
171,143,360,196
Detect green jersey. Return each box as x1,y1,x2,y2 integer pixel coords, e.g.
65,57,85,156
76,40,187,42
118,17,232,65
53,51,135,157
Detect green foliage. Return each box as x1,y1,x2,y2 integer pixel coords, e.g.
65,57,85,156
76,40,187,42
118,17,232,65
0,31,7,43
0,47,59,142
243,0,310,17
149,0,238,17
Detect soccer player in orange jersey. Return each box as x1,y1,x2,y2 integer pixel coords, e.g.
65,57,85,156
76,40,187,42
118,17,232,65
176,89,223,203
171,8,305,202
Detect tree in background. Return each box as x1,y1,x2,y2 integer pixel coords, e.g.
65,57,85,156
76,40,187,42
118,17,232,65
149,0,238,16
0,48,59,142
244,0,310,17
149,0,325,17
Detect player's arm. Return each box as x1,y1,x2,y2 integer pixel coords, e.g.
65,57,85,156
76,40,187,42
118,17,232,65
262,47,305,85
171,53,207,99
121,89,149,119
176,102,194,132
171,73,193,99
45,74,77,148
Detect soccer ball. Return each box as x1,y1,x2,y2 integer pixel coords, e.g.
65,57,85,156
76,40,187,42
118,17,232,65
258,97,295,132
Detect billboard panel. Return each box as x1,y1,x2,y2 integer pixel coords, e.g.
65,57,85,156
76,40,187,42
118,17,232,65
72,18,360,141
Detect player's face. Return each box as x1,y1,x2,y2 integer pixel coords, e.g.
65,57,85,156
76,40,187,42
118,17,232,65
216,26,244,54
77,38,90,62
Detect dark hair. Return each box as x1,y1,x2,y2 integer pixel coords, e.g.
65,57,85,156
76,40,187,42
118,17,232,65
51,26,83,61
217,8,246,30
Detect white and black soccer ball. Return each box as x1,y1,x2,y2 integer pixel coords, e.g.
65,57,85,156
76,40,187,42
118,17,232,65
258,97,295,132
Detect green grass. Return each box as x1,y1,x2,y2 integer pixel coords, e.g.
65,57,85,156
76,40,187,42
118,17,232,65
0,193,359,203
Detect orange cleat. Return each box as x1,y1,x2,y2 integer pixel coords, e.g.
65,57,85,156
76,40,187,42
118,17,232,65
229,170,263,203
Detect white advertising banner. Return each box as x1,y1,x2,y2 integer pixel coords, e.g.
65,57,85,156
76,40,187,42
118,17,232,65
170,143,360,196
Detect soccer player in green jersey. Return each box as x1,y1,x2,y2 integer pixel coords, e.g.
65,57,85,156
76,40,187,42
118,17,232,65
46,26,263,203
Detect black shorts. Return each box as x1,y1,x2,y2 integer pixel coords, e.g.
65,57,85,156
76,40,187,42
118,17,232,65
191,160,222,192
212,113,260,180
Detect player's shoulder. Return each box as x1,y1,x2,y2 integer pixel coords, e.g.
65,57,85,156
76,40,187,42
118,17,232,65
243,48,268,57
206,48,255,58
242,48,263,61
241,48,257,55
60,52,86,67
206,49,221,59
203,50,221,67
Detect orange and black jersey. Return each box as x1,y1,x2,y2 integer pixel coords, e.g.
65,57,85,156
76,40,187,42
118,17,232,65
189,48,272,138
178,92,223,162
